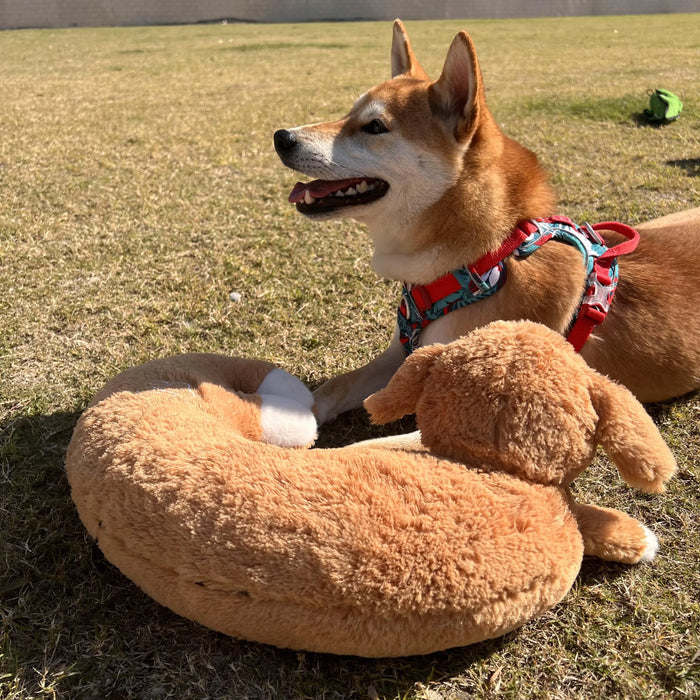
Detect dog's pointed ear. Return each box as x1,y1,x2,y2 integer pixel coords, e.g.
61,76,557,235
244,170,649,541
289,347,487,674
364,343,446,424
391,19,428,80
429,30,484,142
590,374,677,493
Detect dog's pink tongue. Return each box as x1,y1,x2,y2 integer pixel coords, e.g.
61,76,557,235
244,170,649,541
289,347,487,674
289,179,360,203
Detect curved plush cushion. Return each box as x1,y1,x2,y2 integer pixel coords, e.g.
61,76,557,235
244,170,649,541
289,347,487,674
65,351,583,657
66,322,676,657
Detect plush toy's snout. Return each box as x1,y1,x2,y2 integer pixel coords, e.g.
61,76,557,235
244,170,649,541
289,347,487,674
364,342,445,423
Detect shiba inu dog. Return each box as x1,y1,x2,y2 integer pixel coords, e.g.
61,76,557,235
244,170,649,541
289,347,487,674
274,20,700,424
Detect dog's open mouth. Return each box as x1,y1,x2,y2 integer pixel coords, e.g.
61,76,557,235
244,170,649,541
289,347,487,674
288,177,389,214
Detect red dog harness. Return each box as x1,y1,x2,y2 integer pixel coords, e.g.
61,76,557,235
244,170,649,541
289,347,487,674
397,216,640,354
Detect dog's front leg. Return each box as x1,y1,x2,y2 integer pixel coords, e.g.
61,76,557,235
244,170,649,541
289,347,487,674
313,330,406,424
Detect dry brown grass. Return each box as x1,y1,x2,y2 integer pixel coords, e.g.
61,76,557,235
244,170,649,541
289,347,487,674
1,14,699,699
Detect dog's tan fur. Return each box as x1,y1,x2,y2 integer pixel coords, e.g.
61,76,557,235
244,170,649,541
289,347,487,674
276,21,700,423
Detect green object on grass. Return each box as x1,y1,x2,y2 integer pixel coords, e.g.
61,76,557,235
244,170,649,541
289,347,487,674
645,88,683,122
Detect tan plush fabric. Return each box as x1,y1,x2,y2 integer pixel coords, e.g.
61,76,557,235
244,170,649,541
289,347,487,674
65,322,676,657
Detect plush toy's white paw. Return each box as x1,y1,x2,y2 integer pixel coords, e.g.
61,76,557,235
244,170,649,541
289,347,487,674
639,525,659,563
258,369,316,447
258,368,314,409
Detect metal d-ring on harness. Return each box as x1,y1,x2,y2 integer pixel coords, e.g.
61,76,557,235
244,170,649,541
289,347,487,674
397,216,640,354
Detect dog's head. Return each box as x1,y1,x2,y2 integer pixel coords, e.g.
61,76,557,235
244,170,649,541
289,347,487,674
364,321,677,492
273,20,490,231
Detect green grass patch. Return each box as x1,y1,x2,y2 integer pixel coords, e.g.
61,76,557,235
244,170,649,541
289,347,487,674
1,14,699,700
521,94,646,123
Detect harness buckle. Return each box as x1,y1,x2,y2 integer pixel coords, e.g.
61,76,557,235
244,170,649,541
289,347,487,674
584,262,617,313
581,222,605,246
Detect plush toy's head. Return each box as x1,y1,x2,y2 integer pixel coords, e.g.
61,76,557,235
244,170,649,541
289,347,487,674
365,321,676,491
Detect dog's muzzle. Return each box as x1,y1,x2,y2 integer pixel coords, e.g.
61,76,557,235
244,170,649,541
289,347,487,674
273,127,390,216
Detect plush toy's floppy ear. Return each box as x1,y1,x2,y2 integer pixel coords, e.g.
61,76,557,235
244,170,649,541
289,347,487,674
590,374,677,493
364,344,446,424
391,19,428,80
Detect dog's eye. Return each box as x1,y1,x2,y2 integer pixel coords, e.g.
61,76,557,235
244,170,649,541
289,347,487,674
361,119,389,135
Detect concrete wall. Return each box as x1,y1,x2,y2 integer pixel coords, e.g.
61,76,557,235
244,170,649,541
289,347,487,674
0,0,697,30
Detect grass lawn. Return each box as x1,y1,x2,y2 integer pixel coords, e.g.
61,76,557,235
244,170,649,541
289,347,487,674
1,13,699,699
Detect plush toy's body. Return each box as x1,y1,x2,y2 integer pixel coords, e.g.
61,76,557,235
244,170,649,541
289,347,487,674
66,322,676,657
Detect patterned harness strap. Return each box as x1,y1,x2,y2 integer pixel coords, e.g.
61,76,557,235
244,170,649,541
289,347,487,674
397,216,640,354
397,225,531,354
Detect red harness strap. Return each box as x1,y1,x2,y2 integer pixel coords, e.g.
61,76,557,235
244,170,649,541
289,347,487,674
566,221,640,351
468,225,531,277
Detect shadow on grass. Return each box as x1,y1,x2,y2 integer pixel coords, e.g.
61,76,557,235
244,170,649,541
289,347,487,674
666,158,700,177
314,407,417,449
631,111,686,129
1,408,86,599
577,556,634,586
645,388,700,421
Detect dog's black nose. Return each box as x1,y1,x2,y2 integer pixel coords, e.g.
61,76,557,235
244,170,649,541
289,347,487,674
274,129,297,155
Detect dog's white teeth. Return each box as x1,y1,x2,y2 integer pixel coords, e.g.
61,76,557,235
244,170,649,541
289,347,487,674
327,181,377,199
304,191,316,205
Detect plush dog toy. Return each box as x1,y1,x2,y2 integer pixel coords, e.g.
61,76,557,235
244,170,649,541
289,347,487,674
65,321,676,657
